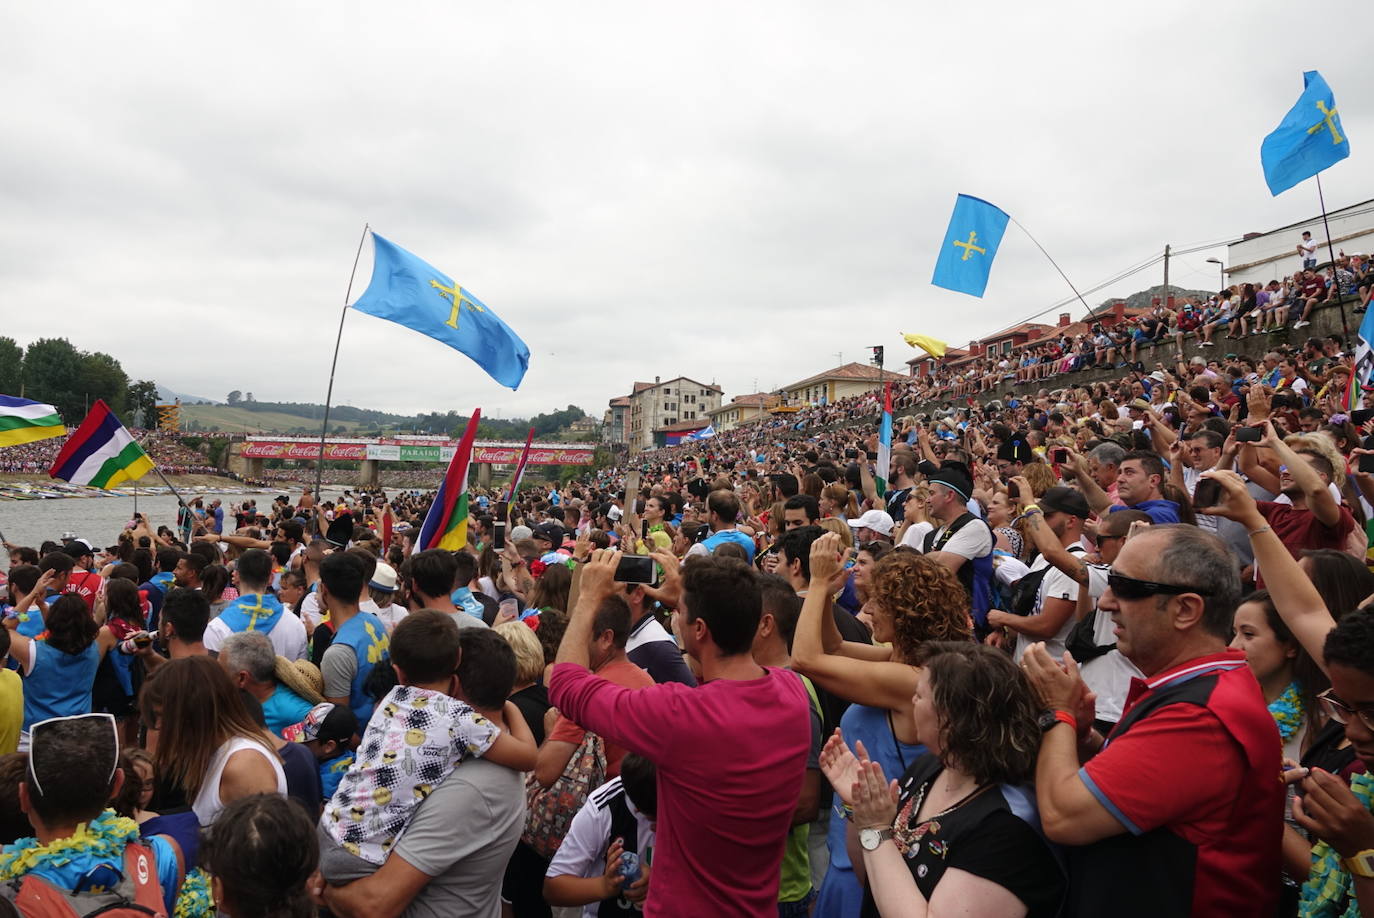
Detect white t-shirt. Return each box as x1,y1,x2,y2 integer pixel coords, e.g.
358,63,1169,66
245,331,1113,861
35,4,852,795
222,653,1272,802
1077,565,1144,724
927,518,993,561
203,607,308,661
546,776,655,918
1012,548,1087,664
900,521,934,550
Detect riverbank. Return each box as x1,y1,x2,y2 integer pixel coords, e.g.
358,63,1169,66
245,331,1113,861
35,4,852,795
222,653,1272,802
0,472,290,500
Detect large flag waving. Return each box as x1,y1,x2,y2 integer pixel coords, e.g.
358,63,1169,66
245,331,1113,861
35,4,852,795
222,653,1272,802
875,382,893,499
932,195,1010,298
504,427,535,502
1261,71,1350,196
417,409,482,551
0,396,64,447
49,400,154,489
351,233,531,389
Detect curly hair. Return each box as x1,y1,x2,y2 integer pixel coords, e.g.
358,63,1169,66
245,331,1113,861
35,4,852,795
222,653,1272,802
1021,461,1056,498
869,551,972,659
913,642,1041,786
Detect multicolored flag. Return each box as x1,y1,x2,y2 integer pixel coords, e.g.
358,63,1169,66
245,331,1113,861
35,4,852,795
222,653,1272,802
505,427,535,502
0,396,64,448
49,400,154,489
416,409,482,551
875,382,893,499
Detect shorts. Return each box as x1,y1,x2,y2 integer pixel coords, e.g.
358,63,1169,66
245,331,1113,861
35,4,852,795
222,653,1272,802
318,823,380,886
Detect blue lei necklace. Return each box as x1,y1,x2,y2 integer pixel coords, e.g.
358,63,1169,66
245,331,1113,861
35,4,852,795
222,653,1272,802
1269,681,1304,746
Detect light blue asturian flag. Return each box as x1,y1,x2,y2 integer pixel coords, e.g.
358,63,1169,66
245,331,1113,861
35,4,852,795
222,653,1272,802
1260,71,1350,196
931,194,1010,298
350,233,531,389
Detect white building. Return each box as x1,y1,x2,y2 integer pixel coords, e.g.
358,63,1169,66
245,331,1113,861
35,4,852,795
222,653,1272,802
1226,198,1374,289
619,376,723,453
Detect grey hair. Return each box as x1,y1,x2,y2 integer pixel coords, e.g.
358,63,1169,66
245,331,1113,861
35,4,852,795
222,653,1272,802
1088,441,1126,467
1149,525,1241,639
219,630,276,684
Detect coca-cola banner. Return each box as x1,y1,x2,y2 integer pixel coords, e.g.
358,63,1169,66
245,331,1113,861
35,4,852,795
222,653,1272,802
240,439,594,466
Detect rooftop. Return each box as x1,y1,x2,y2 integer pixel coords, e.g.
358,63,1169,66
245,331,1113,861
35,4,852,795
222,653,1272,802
783,362,906,391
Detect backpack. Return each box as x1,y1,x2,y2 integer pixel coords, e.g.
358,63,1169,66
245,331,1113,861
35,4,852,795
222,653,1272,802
6,841,167,917
1004,546,1087,617
924,513,997,628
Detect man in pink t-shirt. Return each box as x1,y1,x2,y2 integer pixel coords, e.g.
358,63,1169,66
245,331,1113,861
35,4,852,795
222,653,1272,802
550,551,811,917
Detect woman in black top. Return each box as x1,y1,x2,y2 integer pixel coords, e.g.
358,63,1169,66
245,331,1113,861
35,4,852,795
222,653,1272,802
821,642,1064,918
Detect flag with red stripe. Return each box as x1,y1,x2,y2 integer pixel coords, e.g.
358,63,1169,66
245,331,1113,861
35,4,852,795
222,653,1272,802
417,409,481,551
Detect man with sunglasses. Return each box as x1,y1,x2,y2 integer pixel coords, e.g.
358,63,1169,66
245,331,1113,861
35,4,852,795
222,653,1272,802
2,713,184,915
1023,524,1282,917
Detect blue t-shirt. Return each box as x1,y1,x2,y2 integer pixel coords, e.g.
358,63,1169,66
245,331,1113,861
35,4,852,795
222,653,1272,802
319,751,354,800
1111,499,1182,524
701,529,756,563
262,684,316,738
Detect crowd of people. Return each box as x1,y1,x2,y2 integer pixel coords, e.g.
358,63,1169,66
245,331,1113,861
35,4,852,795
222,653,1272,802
917,255,1372,400
4,280,1374,916
0,430,222,476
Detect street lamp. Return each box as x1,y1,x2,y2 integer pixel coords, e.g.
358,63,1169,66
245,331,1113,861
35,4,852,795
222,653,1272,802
1205,258,1225,290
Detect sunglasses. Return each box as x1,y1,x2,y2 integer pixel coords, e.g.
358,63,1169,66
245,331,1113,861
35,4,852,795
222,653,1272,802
1106,571,1212,600
27,712,118,797
1318,689,1374,732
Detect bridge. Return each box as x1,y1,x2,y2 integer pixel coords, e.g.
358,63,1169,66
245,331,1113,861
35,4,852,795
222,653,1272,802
227,436,598,487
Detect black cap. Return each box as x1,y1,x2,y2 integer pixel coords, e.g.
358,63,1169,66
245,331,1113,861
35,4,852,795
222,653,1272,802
533,522,563,545
996,435,1033,464
1039,486,1091,519
926,462,973,503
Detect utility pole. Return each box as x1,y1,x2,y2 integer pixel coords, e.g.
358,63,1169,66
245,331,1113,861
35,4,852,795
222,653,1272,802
1162,243,1171,308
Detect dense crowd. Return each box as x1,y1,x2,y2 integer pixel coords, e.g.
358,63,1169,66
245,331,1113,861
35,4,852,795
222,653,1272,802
0,430,220,476
6,275,1374,916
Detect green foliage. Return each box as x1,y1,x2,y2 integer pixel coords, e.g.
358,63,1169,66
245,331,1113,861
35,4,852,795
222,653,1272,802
23,338,85,422
126,380,160,428
78,352,129,416
227,390,242,405
0,337,22,396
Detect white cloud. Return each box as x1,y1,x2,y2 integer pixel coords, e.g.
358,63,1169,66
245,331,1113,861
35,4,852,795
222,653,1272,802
0,0,1368,418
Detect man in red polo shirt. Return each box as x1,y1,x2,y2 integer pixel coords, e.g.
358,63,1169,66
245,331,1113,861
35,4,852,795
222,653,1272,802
1024,523,1282,917
62,540,104,611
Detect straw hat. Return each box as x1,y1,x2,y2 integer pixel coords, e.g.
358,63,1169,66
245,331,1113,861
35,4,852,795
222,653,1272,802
274,656,324,704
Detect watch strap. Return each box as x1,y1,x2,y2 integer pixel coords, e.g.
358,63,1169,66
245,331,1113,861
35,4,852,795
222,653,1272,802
1346,850,1374,878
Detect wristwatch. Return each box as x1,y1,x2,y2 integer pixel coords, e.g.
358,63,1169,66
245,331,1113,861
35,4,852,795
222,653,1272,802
1038,709,1077,733
859,827,894,851
1346,850,1374,878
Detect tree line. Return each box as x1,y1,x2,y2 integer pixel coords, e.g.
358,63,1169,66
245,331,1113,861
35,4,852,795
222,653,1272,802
0,337,158,429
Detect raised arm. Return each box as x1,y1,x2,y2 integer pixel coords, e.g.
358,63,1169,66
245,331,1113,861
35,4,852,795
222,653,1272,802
1198,470,1335,670
1064,449,1111,516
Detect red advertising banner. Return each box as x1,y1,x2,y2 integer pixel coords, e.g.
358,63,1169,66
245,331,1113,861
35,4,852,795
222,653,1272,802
240,442,369,460
471,445,595,465
241,439,595,465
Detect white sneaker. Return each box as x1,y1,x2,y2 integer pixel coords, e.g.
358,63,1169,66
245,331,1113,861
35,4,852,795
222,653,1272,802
1294,320,1310,328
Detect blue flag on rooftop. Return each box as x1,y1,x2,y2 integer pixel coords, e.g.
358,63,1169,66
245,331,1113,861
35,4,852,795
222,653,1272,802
1260,71,1350,197
350,233,531,389
931,194,1010,298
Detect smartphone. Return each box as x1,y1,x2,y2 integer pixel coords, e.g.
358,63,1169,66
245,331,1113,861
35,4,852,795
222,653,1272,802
845,448,859,459
1353,408,1374,426
496,500,509,525
614,554,657,584
1051,448,1068,464
1235,427,1263,443
493,521,506,551
1008,481,1020,500
1192,478,1223,510
1360,454,1374,475
641,519,649,540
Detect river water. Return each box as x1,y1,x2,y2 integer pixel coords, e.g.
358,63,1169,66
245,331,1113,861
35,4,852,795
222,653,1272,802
0,489,346,554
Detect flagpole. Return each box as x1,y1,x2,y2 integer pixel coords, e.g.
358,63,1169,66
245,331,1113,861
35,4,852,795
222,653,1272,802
313,223,371,512
148,466,207,538
1007,217,1092,314
1314,173,1350,341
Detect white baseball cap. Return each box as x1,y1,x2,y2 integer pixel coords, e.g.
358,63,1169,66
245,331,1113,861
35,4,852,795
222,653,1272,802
846,509,895,537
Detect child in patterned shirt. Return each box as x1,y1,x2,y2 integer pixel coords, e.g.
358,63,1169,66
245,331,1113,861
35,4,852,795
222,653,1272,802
319,611,537,881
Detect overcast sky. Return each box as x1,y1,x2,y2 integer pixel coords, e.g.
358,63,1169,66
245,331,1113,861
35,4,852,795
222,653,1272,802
2,1,1370,422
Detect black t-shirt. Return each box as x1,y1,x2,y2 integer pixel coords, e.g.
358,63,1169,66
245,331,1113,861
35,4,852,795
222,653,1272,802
860,754,1065,918
510,682,551,746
